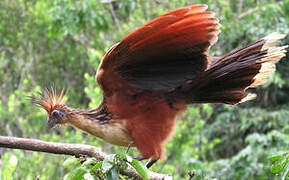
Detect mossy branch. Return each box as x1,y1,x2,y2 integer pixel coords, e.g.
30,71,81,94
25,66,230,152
0,135,172,180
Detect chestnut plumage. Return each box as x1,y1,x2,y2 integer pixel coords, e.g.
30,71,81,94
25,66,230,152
35,5,287,168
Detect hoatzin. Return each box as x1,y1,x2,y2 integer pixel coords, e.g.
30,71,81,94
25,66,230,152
35,5,287,168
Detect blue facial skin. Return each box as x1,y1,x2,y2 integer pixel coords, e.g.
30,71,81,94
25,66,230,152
47,109,66,128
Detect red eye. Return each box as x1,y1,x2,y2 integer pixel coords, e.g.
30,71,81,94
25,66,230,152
51,110,66,119
52,110,59,117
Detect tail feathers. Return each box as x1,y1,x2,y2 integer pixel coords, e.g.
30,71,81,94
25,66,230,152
182,33,287,105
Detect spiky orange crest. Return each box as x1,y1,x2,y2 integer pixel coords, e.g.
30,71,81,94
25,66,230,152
34,86,66,114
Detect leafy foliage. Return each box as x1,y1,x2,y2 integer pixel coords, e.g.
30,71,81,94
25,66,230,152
0,0,289,179
63,154,149,180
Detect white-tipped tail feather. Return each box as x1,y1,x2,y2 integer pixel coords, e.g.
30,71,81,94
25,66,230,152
251,33,288,88
186,32,287,105
262,33,287,50
241,32,288,103
239,93,257,103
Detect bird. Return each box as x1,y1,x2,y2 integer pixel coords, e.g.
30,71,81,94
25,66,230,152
35,4,288,168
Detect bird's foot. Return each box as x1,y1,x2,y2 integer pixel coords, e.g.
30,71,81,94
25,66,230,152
146,158,158,168
133,156,159,168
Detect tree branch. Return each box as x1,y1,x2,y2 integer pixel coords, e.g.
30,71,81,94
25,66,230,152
0,136,172,180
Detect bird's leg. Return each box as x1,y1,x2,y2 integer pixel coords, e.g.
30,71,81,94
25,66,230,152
126,141,134,154
146,158,159,168
133,156,158,168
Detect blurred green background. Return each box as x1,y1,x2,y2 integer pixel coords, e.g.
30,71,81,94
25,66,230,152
1,0,289,179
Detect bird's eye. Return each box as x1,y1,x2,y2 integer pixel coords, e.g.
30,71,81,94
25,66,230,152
52,110,59,117
51,110,66,119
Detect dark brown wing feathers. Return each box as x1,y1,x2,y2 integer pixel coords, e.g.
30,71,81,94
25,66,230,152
96,5,286,106
181,34,287,104
97,5,220,92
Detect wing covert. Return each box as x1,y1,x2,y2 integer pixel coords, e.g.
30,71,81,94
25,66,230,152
97,4,220,93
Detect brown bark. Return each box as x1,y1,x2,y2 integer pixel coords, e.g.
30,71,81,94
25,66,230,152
0,136,172,180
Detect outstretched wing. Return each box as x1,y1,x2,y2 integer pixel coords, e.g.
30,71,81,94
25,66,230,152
97,4,220,94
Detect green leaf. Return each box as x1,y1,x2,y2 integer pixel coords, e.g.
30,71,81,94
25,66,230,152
91,161,103,171
271,164,283,174
64,167,87,180
82,158,96,168
282,163,289,180
282,159,289,168
269,154,284,162
63,157,81,168
127,159,149,180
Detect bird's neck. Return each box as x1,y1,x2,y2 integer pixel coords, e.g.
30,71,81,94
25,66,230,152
65,102,111,138
64,102,133,146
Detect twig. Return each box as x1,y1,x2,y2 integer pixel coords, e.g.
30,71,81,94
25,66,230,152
5,124,13,137
0,136,172,180
238,7,259,19
108,2,123,33
238,0,243,16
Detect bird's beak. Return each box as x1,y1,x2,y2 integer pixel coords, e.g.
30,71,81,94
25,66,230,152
47,117,57,129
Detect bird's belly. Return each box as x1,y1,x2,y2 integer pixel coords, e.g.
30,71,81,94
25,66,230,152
90,120,133,147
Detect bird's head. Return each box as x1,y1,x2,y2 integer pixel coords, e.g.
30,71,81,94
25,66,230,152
33,86,69,128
